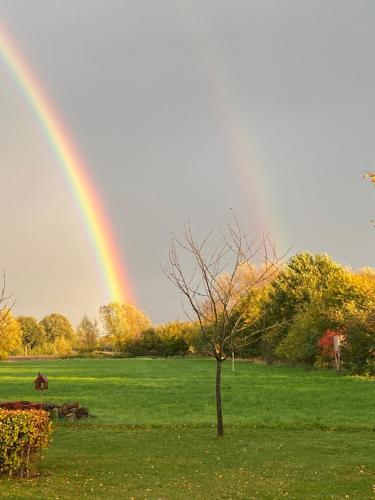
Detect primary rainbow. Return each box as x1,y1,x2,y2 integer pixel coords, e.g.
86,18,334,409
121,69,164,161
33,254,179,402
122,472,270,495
0,24,134,304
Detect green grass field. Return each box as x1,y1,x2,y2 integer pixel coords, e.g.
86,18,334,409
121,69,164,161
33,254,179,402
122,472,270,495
0,358,374,499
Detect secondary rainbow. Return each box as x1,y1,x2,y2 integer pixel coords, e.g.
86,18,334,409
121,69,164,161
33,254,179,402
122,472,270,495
0,24,134,304
174,4,285,250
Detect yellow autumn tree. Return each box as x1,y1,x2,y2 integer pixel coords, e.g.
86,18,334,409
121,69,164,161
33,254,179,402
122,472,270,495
0,309,22,359
54,336,73,355
99,302,151,350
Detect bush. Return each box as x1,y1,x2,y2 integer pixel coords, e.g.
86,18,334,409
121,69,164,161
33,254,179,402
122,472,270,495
124,323,191,357
274,307,328,364
340,317,375,375
0,410,52,477
125,329,162,356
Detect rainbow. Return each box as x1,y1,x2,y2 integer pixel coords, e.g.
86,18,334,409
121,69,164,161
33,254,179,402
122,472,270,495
0,24,134,304
173,4,285,250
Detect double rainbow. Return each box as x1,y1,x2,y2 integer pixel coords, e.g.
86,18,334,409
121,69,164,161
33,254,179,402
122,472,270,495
0,24,134,304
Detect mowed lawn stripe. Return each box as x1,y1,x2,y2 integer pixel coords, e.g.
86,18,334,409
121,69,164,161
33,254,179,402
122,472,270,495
1,426,374,499
0,358,373,428
0,358,374,499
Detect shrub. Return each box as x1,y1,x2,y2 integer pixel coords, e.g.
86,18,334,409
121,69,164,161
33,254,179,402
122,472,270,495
157,322,190,356
0,410,52,477
53,336,73,355
340,317,375,375
124,323,191,357
125,328,162,356
314,329,343,369
274,307,328,364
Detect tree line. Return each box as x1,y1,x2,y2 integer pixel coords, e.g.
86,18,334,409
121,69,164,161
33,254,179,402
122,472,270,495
0,252,374,376
0,301,193,359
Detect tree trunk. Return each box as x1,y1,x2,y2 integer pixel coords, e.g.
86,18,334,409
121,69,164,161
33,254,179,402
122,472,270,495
216,358,224,437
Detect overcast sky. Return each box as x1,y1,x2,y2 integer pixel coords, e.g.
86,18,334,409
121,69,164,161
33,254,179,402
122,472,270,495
0,0,374,326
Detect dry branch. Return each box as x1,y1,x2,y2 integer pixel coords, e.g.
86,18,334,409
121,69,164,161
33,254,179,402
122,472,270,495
162,217,286,436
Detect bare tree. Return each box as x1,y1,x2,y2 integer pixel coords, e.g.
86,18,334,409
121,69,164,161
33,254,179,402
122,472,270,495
0,271,14,335
162,218,284,437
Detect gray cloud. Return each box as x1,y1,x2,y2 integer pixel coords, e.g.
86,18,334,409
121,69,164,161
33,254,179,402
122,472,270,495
0,0,374,324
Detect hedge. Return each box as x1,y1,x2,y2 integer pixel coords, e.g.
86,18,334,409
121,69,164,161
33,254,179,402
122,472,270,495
0,409,52,477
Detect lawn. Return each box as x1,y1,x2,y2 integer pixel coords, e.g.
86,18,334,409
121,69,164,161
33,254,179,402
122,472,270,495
0,358,374,499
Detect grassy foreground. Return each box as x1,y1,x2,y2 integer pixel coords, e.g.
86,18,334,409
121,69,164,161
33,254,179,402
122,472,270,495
0,358,374,499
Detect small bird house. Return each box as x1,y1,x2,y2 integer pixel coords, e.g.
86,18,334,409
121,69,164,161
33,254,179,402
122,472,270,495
34,373,48,391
